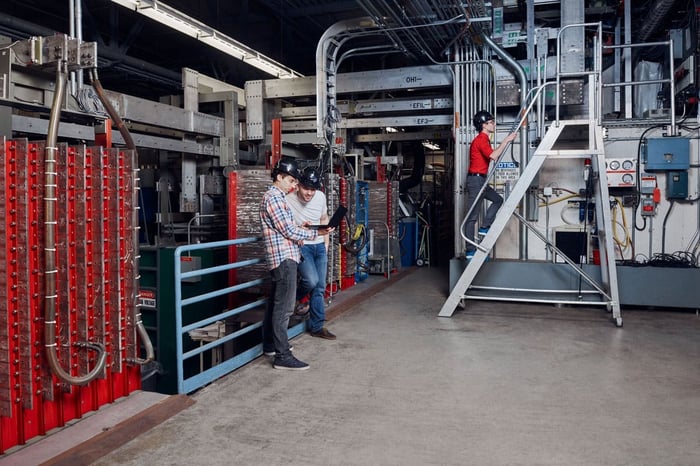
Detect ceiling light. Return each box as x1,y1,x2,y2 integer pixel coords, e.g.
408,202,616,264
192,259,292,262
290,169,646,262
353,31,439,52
110,0,303,79
422,141,440,150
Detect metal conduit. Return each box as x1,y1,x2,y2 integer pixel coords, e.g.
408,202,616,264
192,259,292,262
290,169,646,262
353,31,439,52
90,68,155,365
315,17,377,144
358,0,429,59
44,62,107,385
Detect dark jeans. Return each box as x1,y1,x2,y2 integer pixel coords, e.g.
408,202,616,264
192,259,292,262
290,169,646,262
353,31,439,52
465,175,503,252
297,242,328,333
262,259,297,359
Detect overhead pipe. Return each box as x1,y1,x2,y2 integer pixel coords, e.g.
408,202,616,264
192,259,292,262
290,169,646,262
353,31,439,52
636,0,677,42
315,17,378,146
316,12,471,148
44,61,107,385
90,67,155,365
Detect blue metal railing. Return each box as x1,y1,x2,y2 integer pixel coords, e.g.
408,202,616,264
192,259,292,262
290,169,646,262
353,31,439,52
173,237,306,394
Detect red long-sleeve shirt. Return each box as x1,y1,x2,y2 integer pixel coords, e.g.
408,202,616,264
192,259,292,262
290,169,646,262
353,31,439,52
468,132,493,175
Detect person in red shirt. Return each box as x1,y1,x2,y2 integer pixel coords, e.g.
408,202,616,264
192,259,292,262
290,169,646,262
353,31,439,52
464,110,517,259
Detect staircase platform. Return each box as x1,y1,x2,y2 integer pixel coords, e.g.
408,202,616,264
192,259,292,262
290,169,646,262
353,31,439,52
449,259,700,311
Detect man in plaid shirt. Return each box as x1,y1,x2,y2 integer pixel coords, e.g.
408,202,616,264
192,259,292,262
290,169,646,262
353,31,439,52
260,158,332,370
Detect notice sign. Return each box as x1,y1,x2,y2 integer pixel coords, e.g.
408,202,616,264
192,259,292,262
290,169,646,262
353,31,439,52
495,161,519,185
139,289,156,309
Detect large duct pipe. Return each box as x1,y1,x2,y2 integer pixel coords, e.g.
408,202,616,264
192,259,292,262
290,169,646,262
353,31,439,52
481,33,530,259
637,0,677,42
399,142,426,194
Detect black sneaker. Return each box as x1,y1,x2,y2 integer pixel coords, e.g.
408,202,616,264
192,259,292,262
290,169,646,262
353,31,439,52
263,345,293,357
309,328,336,340
273,355,309,371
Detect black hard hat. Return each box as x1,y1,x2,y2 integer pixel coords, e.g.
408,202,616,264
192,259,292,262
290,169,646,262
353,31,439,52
273,158,301,179
473,110,494,130
300,167,322,190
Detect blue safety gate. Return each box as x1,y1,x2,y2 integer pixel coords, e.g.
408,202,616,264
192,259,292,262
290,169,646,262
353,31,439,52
173,238,305,394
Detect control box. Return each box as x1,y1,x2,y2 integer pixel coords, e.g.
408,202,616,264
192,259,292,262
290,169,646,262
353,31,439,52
667,171,688,199
642,137,690,170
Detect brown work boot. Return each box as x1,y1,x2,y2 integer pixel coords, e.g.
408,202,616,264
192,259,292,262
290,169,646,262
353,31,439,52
309,327,336,340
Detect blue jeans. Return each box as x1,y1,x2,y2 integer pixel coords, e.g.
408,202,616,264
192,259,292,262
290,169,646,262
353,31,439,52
297,242,328,333
262,259,297,359
465,175,503,253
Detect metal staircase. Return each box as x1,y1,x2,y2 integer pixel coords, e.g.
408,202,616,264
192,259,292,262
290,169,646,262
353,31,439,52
440,22,622,326
440,118,622,326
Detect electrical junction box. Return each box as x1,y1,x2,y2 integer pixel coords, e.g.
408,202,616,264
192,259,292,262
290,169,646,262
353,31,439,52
643,137,690,170
667,171,688,199
180,255,202,283
670,28,693,59
641,197,656,216
640,174,656,194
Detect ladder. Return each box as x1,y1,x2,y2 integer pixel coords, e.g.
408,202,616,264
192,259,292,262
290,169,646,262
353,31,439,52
439,118,622,327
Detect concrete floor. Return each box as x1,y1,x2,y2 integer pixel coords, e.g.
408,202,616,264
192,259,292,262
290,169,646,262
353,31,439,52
8,266,700,465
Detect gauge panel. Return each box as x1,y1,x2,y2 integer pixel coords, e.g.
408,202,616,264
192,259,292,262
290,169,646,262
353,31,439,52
606,158,636,187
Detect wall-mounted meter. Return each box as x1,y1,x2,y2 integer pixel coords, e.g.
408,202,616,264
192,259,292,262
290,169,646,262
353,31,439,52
642,137,690,170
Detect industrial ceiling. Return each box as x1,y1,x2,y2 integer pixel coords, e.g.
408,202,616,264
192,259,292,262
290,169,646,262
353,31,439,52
0,1,696,100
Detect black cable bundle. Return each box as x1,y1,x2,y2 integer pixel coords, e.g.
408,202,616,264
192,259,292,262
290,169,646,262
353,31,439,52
647,252,698,268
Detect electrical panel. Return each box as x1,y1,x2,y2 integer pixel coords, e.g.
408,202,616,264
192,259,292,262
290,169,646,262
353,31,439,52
667,171,688,199
642,137,690,170
674,55,695,95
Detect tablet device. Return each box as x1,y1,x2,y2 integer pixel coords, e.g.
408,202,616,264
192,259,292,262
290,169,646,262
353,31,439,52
307,205,347,229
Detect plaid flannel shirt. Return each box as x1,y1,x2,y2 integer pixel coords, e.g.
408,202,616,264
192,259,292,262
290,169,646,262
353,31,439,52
260,185,317,270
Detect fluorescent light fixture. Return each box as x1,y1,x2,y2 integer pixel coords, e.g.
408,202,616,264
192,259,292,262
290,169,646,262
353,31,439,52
110,0,303,79
384,127,399,133
422,140,440,150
